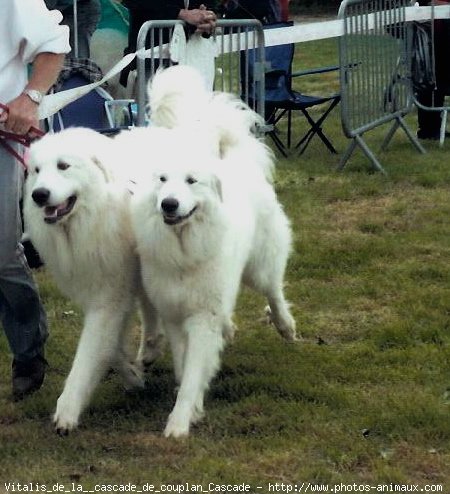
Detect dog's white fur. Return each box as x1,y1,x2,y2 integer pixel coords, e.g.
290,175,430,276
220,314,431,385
24,129,163,433
128,66,297,438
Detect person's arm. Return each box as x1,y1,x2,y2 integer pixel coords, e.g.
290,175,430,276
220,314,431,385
178,4,216,34
126,0,216,33
0,52,65,135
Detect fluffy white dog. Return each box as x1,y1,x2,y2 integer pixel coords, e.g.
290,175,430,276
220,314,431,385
128,66,297,438
24,128,162,434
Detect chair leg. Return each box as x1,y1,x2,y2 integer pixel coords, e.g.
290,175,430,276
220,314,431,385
287,110,292,149
269,130,289,157
268,108,289,156
295,98,340,154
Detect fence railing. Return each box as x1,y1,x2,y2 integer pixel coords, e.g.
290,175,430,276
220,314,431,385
338,0,425,173
135,19,265,128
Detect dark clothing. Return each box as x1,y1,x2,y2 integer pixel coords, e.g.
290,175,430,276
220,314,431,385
44,0,101,58
416,1,450,137
124,0,206,53
220,0,274,23
121,0,207,86
124,0,205,22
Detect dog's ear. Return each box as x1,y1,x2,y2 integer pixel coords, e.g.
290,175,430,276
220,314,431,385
91,156,113,183
212,175,223,202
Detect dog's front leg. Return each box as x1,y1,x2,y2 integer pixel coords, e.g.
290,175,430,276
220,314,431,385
54,307,129,435
164,314,224,438
136,288,165,371
165,321,187,386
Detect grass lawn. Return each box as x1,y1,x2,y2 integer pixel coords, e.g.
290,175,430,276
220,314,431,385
1,38,449,489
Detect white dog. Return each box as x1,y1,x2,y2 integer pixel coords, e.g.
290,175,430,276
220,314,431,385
128,66,297,438
24,128,163,434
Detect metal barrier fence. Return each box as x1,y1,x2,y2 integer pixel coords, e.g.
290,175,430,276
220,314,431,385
338,0,425,173
135,19,265,128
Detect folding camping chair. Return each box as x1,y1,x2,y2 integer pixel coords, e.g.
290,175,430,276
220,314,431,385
262,23,341,157
45,58,125,134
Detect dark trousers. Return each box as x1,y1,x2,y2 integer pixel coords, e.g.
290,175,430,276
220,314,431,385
0,145,48,362
417,19,450,136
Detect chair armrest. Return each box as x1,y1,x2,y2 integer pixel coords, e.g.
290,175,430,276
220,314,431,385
291,65,340,78
266,69,286,78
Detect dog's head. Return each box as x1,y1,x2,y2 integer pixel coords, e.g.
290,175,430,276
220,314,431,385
153,164,223,227
127,127,223,228
26,128,113,226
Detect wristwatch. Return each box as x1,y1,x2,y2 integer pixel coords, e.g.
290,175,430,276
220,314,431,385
23,89,45,105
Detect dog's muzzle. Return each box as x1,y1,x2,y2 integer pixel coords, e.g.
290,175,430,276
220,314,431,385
32,187,50,207
161,197,197,225
32,188,77,224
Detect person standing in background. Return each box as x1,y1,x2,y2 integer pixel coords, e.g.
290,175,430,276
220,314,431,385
44,0,101,58
0,0,69,399
220,0,275,23
416,0,450,140
279,0,290,22
120,0,217,88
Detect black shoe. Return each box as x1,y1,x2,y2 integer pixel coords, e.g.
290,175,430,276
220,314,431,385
417,130,450,140
12,355,47,400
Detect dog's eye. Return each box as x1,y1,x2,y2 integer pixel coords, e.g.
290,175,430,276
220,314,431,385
57,161,70,171
34,167,40,174
159,175,167,183
186,176,197,185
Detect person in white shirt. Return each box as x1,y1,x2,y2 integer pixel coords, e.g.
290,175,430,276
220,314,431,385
0,0,69,399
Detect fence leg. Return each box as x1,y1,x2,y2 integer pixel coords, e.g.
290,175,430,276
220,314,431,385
397,116,426,154
355,135,387,175
380,120,400,151
440,109,448,147
337,139,357,171
339,135,387,174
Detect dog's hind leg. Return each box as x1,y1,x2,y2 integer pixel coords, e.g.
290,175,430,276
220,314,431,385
136,289,165,371
244,214,297,342
164,315,224,438
251,271,296,342
222,318,237,343
264,293,296,342
53,307,131,434
247,259,296,342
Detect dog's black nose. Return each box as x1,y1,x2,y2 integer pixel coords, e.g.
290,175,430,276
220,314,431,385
161,197,179,214
32,188,50,206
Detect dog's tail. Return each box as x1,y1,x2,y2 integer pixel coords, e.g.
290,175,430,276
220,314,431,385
148,65,274,181
148,65,210,128
208,91,275,182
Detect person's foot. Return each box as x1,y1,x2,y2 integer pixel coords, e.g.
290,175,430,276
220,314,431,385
417,129,450,140
12,355,47,400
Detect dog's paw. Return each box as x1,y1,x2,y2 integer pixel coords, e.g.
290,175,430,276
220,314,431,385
222,321,238,343
163,413,190,439
136,333,165,370
264,305,273,325
53,400,79,435
55,425,71,437
278,316,297,342
191,403,205,425
121,361,145,391
264,306,297,342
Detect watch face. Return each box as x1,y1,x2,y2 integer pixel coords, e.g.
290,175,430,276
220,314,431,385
25,89,43,104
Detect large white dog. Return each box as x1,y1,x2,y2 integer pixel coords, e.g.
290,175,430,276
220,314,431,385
128,66,297,438
24,128,162,434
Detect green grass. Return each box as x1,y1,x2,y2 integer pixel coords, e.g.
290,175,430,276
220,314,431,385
1,38,450,488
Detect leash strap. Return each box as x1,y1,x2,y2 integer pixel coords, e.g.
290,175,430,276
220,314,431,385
0,103,45,170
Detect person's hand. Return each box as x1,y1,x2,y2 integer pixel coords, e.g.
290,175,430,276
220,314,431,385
178,6,217,35
0,93,39,135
